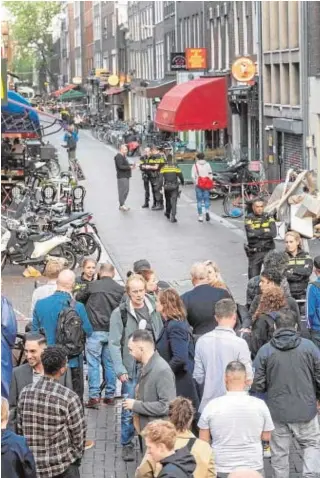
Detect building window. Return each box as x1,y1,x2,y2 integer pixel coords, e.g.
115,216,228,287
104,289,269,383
195,15,200,47
225,16,229,69
156,41,164,79
147,46,153,79
164,1,175,18
103,16,108,39
185,17,191,47
111,13,116,37
94,52,102,68
111,53,117,75
103,53,109,70
74,1,80,18
210,20,215,70
155,1,163,24
252,1,257,54
217,17,222,70
234,1,240,57
165,33,171,72
94,15,101,41
75,57,82,77
74,24,81,48
179,19,183,51
242,2,248,56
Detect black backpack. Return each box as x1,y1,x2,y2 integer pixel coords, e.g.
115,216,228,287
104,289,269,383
56,299,85,358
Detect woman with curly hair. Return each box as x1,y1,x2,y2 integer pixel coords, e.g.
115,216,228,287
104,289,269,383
156,289,199,412
250,282,290,358
136,397,216,478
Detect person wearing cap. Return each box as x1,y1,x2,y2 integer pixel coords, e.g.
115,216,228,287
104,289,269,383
191,152,213,223
133,260,170,291
306,255,320,349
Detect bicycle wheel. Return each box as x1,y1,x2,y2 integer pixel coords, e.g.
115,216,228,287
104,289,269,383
223,190,244,217
74,233,101,261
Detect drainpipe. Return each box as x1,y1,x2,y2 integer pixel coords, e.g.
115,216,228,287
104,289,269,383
257,0,265,177
300,1,309,170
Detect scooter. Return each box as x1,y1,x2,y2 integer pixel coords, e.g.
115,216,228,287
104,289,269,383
1,225,77,271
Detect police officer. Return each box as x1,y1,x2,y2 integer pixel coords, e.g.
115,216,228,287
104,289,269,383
244,198,277,279
159,155,184,223
285,230,313,300
139,147,155,208
149,147,166,210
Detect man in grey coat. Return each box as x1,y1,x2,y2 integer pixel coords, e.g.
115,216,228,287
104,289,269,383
9,332,72,431
109,274,163,462
123,329,176,433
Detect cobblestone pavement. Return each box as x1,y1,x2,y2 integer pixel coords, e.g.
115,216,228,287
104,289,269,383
3,125,319,477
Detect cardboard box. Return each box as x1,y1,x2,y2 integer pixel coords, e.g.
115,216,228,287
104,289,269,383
290,205,314,238
295,194,320,219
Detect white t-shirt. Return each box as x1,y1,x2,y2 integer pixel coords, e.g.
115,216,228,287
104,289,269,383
198,391,274,473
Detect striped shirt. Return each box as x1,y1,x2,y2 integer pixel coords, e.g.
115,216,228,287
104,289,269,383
193,326,253,412
198,391,274,473
17,376,85,478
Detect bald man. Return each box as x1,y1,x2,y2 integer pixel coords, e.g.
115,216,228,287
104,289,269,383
32,269,93,400
77,263,124,408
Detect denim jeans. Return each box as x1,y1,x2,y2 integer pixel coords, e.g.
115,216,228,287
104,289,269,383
86,331,116,399
195,187,210,215
270,416,320,478
121,378,137,446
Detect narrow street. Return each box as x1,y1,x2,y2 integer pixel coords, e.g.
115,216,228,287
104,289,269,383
2,125,315,478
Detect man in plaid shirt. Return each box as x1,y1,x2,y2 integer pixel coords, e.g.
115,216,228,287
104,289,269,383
17,346,86,478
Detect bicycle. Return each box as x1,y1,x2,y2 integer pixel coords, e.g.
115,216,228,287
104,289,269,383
223,181,271,218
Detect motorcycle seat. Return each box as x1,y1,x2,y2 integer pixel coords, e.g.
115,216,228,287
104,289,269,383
29,232,53,242
51,212,87,227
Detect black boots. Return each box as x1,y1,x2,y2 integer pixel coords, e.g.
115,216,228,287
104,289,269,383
141,203,149,208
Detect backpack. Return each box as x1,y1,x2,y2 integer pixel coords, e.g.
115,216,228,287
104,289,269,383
56,299,85,358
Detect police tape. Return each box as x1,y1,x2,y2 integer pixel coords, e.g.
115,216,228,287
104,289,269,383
227,179,282,188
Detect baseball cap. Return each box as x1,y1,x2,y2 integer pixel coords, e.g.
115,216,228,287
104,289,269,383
133,259,151,273
314,256,320,270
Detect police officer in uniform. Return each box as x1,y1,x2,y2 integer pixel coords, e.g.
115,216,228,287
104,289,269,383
244,198,277,279
159,156,184,223
149,147,166,210
139,147,155,208
285,231,313,300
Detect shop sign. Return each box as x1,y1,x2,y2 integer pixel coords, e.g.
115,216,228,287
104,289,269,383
185,48,207,70
170,52,186,71
232,57,256,83
108,74,119,86
1,59,7,105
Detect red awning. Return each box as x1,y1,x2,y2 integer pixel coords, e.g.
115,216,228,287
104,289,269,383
104,87,124,96
51,85,76,98
155,77,228,132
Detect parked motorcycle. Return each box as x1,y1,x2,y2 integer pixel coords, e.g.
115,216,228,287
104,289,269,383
210,159,257,200
1,222,77,271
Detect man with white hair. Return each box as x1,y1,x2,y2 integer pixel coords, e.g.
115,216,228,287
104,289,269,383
32,269,93,400
181,262,230,337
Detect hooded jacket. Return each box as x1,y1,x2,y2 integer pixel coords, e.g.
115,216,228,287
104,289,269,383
191,160,213,184
109,296,163,378
1,428,37,478
252,328,320,424
158,447,196,478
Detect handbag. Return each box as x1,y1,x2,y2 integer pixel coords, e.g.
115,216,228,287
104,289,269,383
195,163,214,190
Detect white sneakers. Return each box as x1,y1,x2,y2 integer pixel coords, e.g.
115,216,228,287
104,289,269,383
198,212,210,222
119,205,130,211
198,215,204,222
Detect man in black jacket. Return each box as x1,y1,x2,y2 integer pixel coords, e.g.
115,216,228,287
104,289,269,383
252,310,320,478
114,144,134,211
181,263,230,336
77,263,124,408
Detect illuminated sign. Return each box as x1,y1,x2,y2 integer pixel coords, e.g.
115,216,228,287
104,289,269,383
185,48,207,70
170,52,186,71
232,57,256,83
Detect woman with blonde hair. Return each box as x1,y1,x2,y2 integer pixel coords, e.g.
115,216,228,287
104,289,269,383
203,260,229,290
136,398,216,478
284,231,313,300
156,289,199,411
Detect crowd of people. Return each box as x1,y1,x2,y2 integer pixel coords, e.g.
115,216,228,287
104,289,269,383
1,241,320,477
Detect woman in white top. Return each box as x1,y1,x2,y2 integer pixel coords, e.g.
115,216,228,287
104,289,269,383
191,152,213,222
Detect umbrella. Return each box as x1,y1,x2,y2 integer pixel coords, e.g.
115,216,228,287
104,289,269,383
59,89,85,101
